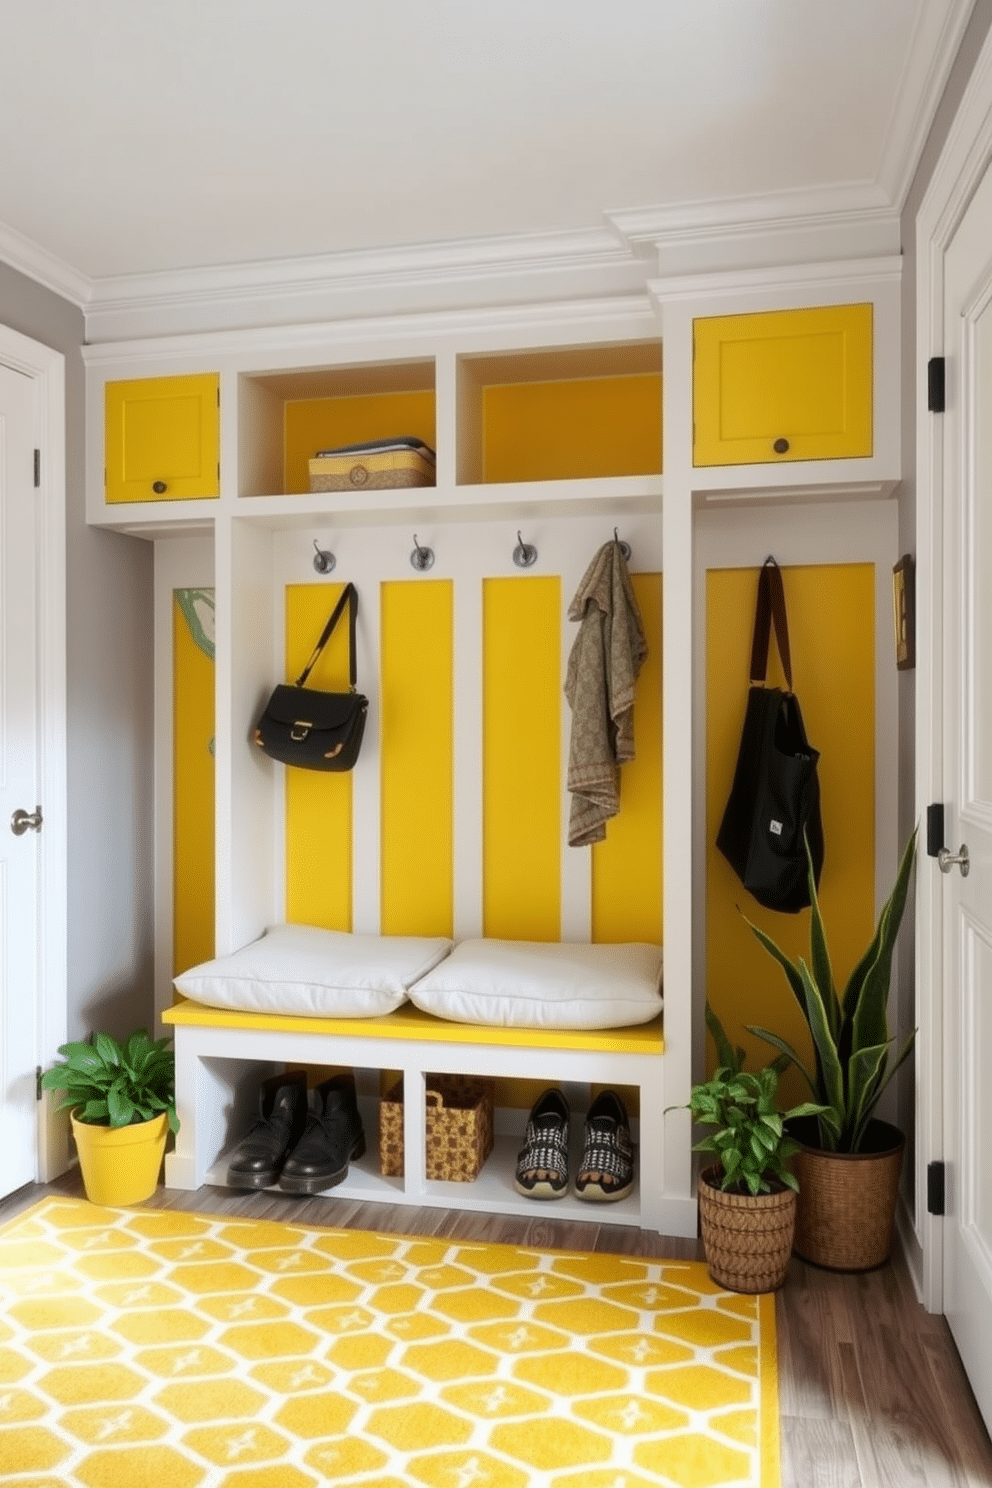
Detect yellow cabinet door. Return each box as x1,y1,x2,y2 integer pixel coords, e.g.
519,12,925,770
693,303,872,467
105,373,220,503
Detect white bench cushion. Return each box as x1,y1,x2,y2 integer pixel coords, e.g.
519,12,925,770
408,938,663,1030
173,925,453,1018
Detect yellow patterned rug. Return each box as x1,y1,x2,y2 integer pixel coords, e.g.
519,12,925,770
0,1197,779,1488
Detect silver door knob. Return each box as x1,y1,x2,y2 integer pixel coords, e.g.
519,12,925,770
10,807,42,836
938,843,970,876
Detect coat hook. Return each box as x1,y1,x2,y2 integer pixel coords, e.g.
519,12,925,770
410,534,434,571
312,538,336,574
614,528,631,562
512,530,538,568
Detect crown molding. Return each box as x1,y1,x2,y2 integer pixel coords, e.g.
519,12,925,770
607,181,901,278
81,292,658,367
0,219,90,307
82,225,644,343
648,255,903,307
877,0,979,209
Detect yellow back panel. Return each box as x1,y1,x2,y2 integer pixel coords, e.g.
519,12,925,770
706,563,876,1105
172,589,215,977
482,576,561,940
380,580,454,937
284,584,354,930
591,571,663,944
284,391,436,494
482,374,662,484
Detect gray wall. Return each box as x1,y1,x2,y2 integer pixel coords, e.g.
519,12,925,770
0,263,154,1046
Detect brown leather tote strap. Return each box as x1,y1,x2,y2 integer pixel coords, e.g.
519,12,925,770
295,582,358,690
748,557,793,691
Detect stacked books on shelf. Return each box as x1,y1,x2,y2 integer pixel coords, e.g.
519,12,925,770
308,436,436,492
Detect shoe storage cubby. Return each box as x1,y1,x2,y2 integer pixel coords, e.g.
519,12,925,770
93,255,903,1237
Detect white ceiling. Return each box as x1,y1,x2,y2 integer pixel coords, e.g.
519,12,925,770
0,0,976,306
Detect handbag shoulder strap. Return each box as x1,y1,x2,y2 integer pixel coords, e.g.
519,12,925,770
294,582,358,690
748,557,793,691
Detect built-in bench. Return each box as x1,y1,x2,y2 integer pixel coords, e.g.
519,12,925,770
162,999,693,1233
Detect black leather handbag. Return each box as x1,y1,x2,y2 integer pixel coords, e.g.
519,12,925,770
253,582,368,771
716,557,823,913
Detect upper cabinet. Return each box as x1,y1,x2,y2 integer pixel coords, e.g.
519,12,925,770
105,373,220,503
692,303,873,467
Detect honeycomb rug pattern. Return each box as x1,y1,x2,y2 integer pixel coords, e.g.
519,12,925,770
0,1197,779,1487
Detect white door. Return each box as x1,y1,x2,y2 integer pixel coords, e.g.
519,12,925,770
0,362,40,1198
940,156,992,1432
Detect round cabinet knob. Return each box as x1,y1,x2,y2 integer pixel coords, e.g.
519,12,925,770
772,438,790,455
152,480,168,494
349,465,369,487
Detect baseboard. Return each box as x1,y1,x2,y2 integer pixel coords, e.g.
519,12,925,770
36,1089,72,1183
895,1190,925,1303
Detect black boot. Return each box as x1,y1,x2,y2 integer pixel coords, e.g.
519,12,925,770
227,1068,309,1189
278,1072,366,1195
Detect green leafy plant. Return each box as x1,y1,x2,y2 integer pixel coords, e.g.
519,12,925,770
669,1005,826,1195
41,1030,179,1135
745,828,918,1154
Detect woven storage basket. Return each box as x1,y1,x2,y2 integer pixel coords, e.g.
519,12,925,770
309,449,435,492
789,1116,904,1271
698,1167,797,1293
379,1075,495,1181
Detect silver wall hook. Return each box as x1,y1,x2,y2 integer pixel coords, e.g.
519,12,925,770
312,539,336,574
614,528,631,562
410,534,434,571
512,531,538,568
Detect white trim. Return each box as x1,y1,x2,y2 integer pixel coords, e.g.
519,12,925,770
914,17,992,1317
877,0,978,208
0,221,90,309
80,295,660,369
0,322,68,1182
649,256,904,306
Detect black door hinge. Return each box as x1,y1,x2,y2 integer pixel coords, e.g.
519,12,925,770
35,1065,42,1101
928,357,946,413
927,803,945,858
928,1160,946,1216
33,449,40,487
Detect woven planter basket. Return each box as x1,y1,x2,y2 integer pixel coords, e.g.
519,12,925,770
698,1167,797,1293
788,1116,904,1272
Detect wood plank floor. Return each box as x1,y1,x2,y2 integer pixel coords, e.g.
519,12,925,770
2,1171,991,1487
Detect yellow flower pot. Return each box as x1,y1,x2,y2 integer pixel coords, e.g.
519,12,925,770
70,1110,168,1206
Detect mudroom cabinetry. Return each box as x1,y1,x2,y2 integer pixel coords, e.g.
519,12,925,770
83,255,902,1235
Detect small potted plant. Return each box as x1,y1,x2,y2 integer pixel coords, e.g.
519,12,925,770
672,1007,826,1292
41,1029,179,1207
744,828,917,1270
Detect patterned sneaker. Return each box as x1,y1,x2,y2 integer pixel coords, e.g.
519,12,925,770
514,1088,570,1199
574,1090,634,1202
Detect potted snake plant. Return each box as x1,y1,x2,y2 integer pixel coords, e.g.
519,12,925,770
744,828,918,1270
41,1029,179,1206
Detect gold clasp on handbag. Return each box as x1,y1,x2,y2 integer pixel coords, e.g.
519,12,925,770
290,721,312,742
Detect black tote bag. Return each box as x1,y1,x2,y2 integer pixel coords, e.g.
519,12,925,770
253,582,368,771
716,558,823,913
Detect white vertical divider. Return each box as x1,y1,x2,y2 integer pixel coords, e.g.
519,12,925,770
153,534,214,1029
217,516,279,955
559,540,592,943
658,296,695,1207
351,559,382,937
